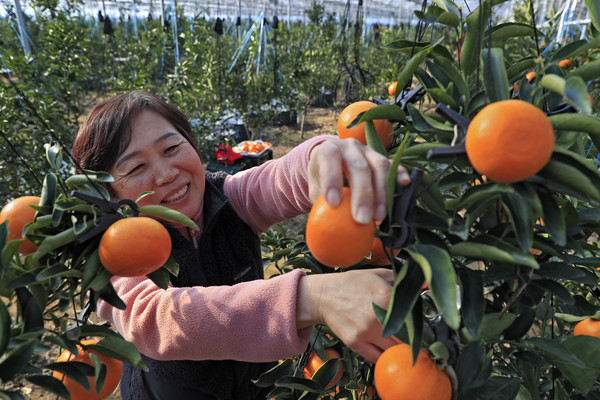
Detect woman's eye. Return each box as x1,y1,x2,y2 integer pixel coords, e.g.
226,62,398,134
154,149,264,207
128,165,143,175
165,144,180,154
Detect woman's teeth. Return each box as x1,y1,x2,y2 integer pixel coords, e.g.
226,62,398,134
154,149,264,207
163,185,188,203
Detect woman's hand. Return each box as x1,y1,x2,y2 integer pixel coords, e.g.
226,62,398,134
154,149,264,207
296,269,400,363
307,138,410,224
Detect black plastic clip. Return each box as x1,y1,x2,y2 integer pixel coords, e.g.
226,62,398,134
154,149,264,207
426,103,470,160
72,191,139,243
373,84,426,113
423,315,460,365
379,168,424,249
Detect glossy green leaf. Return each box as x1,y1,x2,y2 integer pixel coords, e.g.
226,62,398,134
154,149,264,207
551,38,600,63
0,339,37,381
486,22,537,43
429,55,470,101
16,287,44,332
46,360,94,391
311,358,342,390
39,173,57,210
273,376,323,392
536,188,566,246
146,267,170,290
482,48,510,102
25,374,71,399
506,57,537,83
459,269,485,338
381,260,425,337
138,205,199,230
44,143,63,171
568,59,600,82
36,264,82,281
365,121,388,156
560,335,600,394
500,190,533,252
448,182,513,211
395,38,443,96
253,359,294,387
355,104,406,124
537,159,600,201
0,299,10,355
407,244,459,329
85,336,147,371
431,0,460,15
478,313,517,342
587,0,600,31
455,340,490,392
533,262,596,283
406,103,453,135
450,236,539,269
460,0,491,76
550,113,600,155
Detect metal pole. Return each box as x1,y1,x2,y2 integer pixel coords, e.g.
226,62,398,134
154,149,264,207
13,0,32,57
160,0,166,30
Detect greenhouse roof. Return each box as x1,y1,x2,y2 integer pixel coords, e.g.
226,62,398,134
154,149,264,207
3,0,590,26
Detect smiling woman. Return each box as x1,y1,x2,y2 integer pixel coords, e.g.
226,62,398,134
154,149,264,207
71,91,410,400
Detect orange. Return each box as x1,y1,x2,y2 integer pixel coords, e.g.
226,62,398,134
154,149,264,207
99,217,172,277
52,339,123,400
574,318,600,338
306,187,376,268
363,237,400,265
374,343,451,400
525,71,536,82
337,101,395,149
559,58,573,68
388,81,398,97
465,99,555,183
303,348,344,390
0,196,40,254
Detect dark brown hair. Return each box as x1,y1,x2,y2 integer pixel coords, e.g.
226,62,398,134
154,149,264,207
72,91,196,174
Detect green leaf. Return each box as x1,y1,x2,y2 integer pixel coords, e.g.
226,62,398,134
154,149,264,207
253,359,294,387
138,205,199,230
355,104,406,124
44,143,63,171
146,267,170,290
311,358,342,390
550,113,600,155
46,360,94,391
477,313,517,342
25,374,71,399
537,159,600,201
40,173,57,210
406,103,453,135
586,0,600,31
407,244,459,330
560,335,600,394
449,182,513,212
568,59,600,82
450,236,539,269
536,187,566,246
459,269,485,338
365,121,388,156
482,48,510,102
460,0,491,76
500,189,533,252
430,55,470,101
551,38,600,63
487,22,537,43
565,76,593,114
273,376,324,392
0,339,37,381
85,336,147,371
0,299,11,355
380,260,425,337
395,38,444,96
455,340,490,392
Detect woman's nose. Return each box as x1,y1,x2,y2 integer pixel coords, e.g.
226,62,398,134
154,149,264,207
153,162,178,185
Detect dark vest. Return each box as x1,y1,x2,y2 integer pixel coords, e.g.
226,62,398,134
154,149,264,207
119,172,275,400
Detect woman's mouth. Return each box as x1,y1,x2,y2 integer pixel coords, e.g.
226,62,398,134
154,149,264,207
162,184,189,203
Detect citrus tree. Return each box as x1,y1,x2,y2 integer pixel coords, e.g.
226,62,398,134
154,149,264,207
257,0,600,399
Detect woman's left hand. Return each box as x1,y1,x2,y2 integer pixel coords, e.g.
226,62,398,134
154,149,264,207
307,137,410,224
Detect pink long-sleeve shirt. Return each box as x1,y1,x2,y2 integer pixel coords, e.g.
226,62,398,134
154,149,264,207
96,136,332,363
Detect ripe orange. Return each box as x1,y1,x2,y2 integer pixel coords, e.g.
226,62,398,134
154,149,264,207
559,58,573,68
363,237,400,265
465,99,555,183
574,318,600,338
388,81,398,97
337,101,395,149
303,348,344,390
0,196,40,254
52,339,123,400
374,343,451,400
525,71,536,82
99,217,172,277
306,187,376,268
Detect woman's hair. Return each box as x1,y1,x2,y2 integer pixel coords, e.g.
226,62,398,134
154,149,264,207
72,91,196,174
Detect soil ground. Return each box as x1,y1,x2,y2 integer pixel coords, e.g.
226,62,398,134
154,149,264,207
6,105,340,400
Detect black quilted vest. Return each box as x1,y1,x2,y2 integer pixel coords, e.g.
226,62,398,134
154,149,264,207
119,172,275,400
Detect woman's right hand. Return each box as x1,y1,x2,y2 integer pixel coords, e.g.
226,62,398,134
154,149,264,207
296,268,399,363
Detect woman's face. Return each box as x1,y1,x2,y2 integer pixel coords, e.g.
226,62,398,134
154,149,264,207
108,110,205,220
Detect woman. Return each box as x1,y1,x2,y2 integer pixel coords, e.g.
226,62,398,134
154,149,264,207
72,91,410,399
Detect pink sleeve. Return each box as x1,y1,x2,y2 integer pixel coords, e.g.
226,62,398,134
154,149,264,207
224,135,335,234
96,269,312,362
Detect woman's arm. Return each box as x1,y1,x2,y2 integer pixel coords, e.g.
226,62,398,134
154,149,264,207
96,269,312,362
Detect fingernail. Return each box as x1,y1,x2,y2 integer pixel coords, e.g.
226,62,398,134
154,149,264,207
327,188,341,207
397,170,410,184
375,204,387,221
356,205,372,224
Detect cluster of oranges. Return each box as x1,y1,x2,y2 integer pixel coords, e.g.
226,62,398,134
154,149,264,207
237,140,272,154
